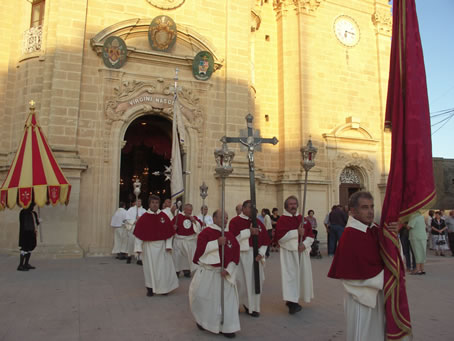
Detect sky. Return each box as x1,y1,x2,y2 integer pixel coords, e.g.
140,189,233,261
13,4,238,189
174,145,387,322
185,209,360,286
415,0,454,158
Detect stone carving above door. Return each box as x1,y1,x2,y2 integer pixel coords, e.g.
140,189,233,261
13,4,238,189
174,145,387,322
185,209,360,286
335,152,374,173
105,78,204,133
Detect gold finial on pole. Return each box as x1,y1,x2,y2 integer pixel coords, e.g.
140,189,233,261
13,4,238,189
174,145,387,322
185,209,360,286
29,100,35,111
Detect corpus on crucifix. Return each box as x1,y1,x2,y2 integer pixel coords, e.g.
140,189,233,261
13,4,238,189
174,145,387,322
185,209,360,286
222,113,278,294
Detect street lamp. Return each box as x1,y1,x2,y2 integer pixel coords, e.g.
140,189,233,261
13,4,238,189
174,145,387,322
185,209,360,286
213,139,235,325
199,181,208,227
300,138,317,219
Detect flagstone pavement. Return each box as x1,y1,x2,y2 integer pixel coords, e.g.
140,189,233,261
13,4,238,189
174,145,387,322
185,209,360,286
0,248,452,341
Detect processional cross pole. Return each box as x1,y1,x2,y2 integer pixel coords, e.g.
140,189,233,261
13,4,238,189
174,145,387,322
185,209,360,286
222,113,278,294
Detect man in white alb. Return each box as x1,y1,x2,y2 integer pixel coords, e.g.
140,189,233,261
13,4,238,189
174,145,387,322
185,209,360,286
196,204,213,229
328,191,405,341
189,209,240,338
125,199,146,264
111,201,127,259
275,195,315,314
161,198,176,220
172,203,201,277
133,195,179,297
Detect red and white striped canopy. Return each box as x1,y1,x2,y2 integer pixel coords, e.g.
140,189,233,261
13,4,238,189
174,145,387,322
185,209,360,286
0,102,71,210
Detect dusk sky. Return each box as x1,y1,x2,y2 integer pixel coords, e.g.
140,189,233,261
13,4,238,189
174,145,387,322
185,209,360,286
415,0,454,158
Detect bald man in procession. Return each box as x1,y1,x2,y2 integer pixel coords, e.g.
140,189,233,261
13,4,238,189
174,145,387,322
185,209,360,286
189,209,240,338
228,200,270,317
172,203,202,277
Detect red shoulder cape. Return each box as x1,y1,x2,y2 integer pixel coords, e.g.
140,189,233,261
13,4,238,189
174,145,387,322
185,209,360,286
228,215,270,247
193,227,240,268
327,226,384,280
133,211,175,242
172,214,197,236
275,215,313,242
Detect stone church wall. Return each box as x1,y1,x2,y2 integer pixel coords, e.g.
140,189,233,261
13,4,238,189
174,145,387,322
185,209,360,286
0,0,394,256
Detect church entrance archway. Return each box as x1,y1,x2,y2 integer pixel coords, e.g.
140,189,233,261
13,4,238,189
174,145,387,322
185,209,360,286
339,167,364,207
120,115,172,209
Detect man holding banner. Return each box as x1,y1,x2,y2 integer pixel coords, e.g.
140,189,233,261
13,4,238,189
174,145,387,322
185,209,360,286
329,0,435,339
328,192,400,340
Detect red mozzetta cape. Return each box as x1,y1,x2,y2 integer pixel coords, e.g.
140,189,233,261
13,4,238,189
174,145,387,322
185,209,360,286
228,215,271,247
172,214,199,236
192,226,240,268
275,214,313,243
133,211,175,242
327,225,384,280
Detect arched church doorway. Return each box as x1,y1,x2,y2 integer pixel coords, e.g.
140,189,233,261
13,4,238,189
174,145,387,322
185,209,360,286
339,167,363,207
120,115,172,209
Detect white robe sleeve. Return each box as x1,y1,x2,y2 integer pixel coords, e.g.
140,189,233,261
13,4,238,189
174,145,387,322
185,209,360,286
224,261,238,284
258,245,267,258
165,237,173,250
237,229,251,251
279,229,299,251
342,270,384,308
193,220,201,234
302,236,314,255
198,240,221,265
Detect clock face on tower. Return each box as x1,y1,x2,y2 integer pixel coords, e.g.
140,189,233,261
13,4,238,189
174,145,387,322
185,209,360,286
334,15,360,47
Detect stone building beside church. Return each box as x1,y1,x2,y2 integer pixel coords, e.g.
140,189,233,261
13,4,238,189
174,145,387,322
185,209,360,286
0,0,392,257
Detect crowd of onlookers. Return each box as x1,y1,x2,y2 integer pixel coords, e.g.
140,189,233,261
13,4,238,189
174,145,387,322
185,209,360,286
316,206,454,276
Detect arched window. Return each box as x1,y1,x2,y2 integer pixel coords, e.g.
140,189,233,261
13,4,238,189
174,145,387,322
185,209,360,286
339,167,363,206
339,167,362,184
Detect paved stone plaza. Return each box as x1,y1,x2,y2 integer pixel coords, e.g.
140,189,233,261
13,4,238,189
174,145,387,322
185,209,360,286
0,250,452,341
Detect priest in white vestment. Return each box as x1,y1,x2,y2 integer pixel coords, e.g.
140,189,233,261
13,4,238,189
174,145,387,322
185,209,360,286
161,198,176,220
196,204,213,229
228,200,270,317
133,195,178,296
328,191,410,341
172,203,201,276
111,202,127,258
189,210,240,338
275,195,315,314
124,199,146,264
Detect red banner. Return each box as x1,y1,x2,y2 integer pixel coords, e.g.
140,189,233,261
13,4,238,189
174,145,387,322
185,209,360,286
19,188,33,208
380,0,435,339
48,186,61,205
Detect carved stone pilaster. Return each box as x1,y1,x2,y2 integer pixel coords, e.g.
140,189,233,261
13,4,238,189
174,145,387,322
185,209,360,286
372,10,392,36
293,0,323,16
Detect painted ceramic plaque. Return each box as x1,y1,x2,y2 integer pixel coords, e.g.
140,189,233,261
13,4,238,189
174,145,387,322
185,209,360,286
148,15,177,52
102,36,127,69
192,51,214,81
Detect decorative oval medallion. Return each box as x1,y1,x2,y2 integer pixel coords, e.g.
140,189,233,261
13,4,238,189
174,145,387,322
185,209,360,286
183,219,192,229
102,36,128,69
192,51,214,81
146,0,185,10
148,15,177,52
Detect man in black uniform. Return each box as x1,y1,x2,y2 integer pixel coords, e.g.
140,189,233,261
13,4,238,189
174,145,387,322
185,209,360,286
18,203,39,271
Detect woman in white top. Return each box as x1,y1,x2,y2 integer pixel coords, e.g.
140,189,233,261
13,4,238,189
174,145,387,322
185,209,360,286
262,208,273,257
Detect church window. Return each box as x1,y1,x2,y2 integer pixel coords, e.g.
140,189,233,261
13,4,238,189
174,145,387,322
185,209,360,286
30,0,45,28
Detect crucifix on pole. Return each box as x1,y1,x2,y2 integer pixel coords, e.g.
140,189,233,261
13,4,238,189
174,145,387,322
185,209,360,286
222,113,278,294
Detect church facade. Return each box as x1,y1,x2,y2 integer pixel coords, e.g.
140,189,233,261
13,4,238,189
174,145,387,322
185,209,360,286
0,0,392,256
